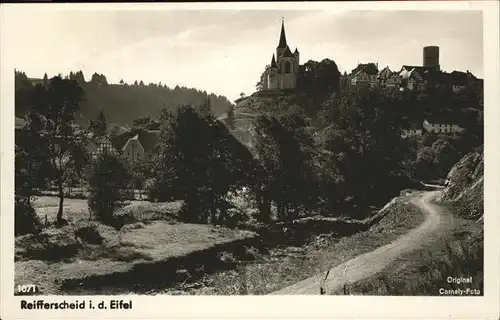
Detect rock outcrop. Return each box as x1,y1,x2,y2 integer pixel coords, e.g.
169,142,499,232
439,146,484,220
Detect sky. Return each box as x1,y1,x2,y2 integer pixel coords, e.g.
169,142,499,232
3,8,483,102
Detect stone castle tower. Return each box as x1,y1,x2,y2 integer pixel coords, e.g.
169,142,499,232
259,19,300,91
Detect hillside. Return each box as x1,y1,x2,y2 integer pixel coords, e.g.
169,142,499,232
218,90,316,145
15,71,234,127
439,145,484,220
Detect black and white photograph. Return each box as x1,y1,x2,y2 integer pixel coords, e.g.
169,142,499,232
1,1,499,319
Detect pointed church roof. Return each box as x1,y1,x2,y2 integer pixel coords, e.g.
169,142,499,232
294,47,299,54
282,46,294,57
270,54,277,68
278,19,287,48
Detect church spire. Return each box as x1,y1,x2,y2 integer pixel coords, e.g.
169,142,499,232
278,18,287,48
270,54,277,68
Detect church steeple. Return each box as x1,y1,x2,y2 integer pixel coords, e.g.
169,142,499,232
278,18,287,48
270,54,277,68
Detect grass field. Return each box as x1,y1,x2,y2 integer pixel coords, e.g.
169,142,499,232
16,196,258,295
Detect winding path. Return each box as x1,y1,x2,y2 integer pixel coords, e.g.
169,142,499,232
272,191,444,295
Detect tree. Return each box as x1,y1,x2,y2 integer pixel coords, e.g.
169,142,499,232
90,73,108,87
296,59,341,115
15,71,34,117
26,76,85,225
132,116,160,130
251,109,317,222
159,106,173,123
89,109,108,137
87,153,131,225
415,147,438,181
225,105,236,130
15,143,45,235
320,86,407,204
153,104,255,224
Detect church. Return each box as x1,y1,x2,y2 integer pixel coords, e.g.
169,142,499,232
259,19,300,91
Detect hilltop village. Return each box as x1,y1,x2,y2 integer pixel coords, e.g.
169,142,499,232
248,20,483,138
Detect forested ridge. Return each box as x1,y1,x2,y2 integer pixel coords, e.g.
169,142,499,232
15,70,234,127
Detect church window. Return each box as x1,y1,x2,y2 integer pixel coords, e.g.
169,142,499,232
284,61,291,73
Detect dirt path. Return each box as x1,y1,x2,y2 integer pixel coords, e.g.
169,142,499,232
272,191,445,295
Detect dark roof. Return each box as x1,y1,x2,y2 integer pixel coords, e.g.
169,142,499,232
138,130,160,153
270,54,277,68
278,19,287,48
282,46,294,58
294,47,299,54
110,133,132,150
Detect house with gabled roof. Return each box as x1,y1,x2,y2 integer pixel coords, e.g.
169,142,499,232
115,130,160,164
350,70,379,88
378,66,392,80
423,116,464,134
399,66,427,91
90,135,120,159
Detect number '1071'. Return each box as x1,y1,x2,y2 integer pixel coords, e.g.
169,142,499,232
17,284,38,293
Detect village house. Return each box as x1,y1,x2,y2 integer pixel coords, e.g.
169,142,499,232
399,66,430,91
423,118,464,134
89,135,120,159
376,67,402,88
350,70,379,88
86,130,159,164
119,130,159,163
385,72,402,88
377,66,392,83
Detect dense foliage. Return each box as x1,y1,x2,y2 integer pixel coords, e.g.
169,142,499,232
87,153,131,225
151,102,255,224
15,145,43,235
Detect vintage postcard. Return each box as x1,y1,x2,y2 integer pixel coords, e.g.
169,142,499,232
1,1,499,319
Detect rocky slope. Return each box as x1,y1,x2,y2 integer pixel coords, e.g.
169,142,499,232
439,146,484,220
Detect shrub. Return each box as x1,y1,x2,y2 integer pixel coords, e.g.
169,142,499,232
144,178,159,201
225,208,250,229
15,196,41,236
15,227,79,261
74,224,104,245
87,153,131,226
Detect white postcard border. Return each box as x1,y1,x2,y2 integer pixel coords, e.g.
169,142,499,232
1,1,499,319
